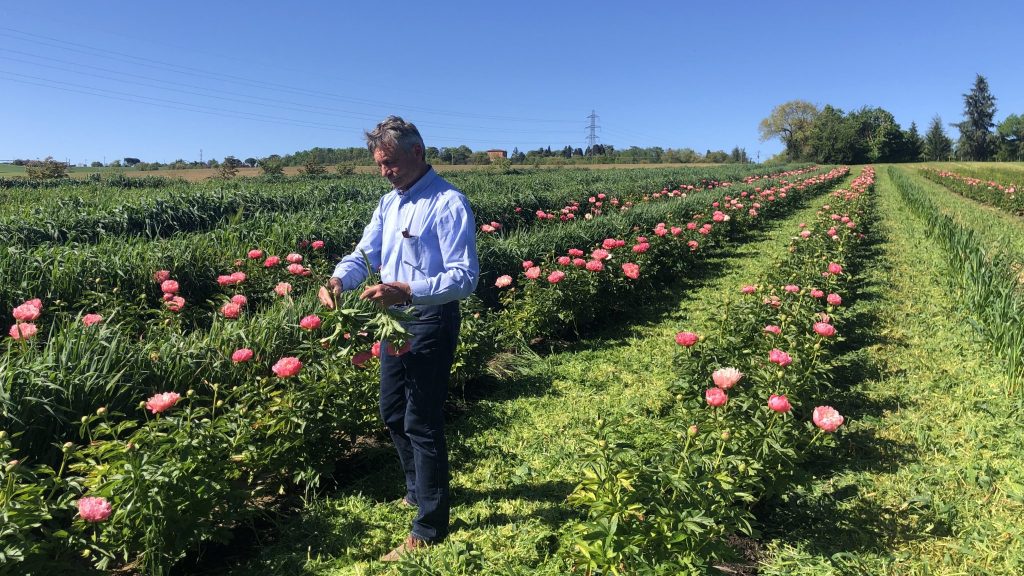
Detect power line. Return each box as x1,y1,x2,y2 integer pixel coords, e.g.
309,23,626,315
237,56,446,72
0,26,579,127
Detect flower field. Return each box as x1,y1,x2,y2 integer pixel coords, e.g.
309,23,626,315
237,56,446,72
3,163,1024,575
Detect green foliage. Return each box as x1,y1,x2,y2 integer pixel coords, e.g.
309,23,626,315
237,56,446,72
758,100,820,161
891,167,1024,386
923,115,953,161
996,113,1024,161
955,74,998,161
24,157,69,180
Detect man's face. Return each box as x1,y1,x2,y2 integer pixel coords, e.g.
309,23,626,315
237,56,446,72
374,144,425,191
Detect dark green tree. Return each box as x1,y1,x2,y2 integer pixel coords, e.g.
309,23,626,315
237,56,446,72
922,115,953,161
955,74,998,160
904,122,923,162
260,155,285,177
996,114,1024,161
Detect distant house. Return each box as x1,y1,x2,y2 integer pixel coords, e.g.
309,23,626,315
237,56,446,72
485,149,508,160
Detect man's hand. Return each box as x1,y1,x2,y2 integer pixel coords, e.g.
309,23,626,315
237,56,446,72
329,277,343,295
360,282,412,308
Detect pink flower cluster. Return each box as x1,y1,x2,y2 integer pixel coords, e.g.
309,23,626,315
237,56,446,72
9,298,42,340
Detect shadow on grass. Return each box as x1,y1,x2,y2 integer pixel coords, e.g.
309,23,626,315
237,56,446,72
751,192,934,564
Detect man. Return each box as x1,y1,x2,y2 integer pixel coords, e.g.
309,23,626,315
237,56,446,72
329,116,479,561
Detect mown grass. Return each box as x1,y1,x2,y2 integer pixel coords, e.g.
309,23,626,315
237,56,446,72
897,165,1024,258
203,173,851,576
757,166,1024,575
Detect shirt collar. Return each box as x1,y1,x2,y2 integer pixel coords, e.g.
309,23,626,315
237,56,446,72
396,166,436,199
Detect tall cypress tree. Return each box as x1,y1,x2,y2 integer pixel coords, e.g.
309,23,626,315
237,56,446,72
955,74,998,160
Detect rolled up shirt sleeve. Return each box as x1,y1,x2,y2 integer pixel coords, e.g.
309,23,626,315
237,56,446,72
406,195,479,305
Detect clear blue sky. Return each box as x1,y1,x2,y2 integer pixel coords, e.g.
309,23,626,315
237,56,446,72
1,1,1021,164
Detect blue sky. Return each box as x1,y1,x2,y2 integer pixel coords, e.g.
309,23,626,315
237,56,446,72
1,1,1021,164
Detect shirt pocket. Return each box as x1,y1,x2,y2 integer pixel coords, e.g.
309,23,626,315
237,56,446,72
401,235,427,277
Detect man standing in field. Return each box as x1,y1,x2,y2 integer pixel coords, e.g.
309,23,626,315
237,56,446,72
329,116,479,561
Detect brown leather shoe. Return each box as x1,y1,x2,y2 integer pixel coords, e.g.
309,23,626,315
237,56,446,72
380,534,427,562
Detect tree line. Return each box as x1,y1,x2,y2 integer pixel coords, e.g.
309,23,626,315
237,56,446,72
759,74,1023,163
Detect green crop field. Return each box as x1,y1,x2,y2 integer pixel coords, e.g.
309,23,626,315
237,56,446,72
3,162,1024,575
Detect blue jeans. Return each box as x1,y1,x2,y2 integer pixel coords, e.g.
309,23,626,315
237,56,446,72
379,301,460,543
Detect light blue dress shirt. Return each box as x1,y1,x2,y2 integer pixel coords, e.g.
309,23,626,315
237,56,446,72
332,167,479,305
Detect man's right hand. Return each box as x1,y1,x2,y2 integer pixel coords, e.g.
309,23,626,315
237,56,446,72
329,277,343,295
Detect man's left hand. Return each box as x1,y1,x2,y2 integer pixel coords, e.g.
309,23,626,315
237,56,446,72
360,282,412,308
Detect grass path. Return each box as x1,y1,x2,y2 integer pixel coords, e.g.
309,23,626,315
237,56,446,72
898,165,1024,258
211,179,849,576
757,166,1024,575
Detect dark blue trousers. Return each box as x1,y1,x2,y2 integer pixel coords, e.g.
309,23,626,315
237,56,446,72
379,301,460,543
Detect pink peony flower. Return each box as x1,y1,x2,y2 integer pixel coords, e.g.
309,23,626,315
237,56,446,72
741,284,757,294
12,303,41,322
712,367,743,390
784,284,800,293
371,341,382,357
547,270,566,284
524,266,541,280
827,262,843,275
812,405,844,432
705,387,728,407
230,271,247,284
768,394,792,413
82,314,103,326
495,275,512,288
230,295,248,308
153,270,171,284
272,356,302,378
572,258,587,267
687,240,699,251
799,230,812,239
232,348,254,363
247,249,264,259
286,253,304,264
264,255,281,267
274,282,292,296
591,248,610,261
217,275,234,286
521,260,534,270
351,350,374,367
220,302,242,319
299,315,322,330
764,325,782,335
631,243,649,254
568,248,584,257
311,240,325,250
165,296,185,312
145,392,181,414
602,238,619,250
557,255,572,265
675,331,699,347
77,496,112,523
827,293,842,306
160,280,179,294
9,323,38,339
813,322,836,337
286,263,305,275
621,262,640,280
810,289,825,299
769,348,793,367
585,260,604,272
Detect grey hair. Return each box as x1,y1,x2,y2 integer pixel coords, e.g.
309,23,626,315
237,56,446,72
364,116,425,160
